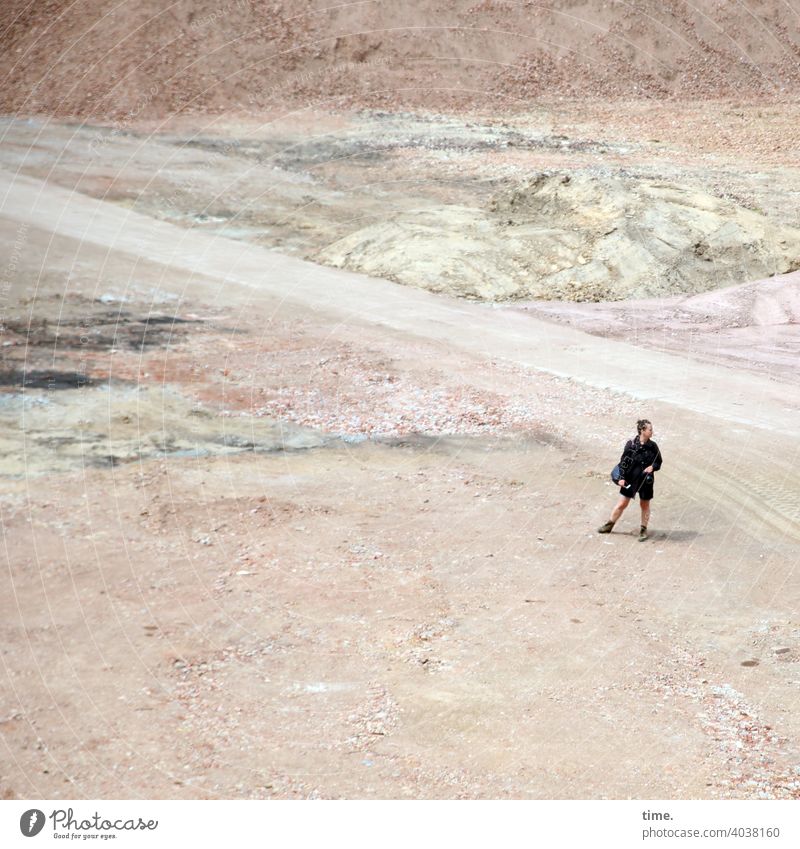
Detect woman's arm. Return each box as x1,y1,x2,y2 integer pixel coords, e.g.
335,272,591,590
651,442,662,472
643,443,662,475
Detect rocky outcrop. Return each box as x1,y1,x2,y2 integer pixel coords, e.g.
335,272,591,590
319,173,800,301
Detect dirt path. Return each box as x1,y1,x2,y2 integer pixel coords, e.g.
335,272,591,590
2,168,799,799
2,168,797,438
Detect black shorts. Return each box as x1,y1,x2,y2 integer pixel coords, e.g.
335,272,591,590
619,475,654,501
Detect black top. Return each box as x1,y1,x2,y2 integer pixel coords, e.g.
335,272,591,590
618,436,662,486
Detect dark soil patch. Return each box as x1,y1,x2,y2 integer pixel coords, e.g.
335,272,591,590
0,370,104,390
2,311,203,352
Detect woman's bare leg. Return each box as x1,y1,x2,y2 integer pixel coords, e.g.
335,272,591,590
610,496,632,523
640,499,651,529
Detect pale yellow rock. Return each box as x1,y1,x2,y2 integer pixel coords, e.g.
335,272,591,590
318,174,800,302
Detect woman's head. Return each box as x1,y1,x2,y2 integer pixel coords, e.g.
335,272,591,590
637,419,653,440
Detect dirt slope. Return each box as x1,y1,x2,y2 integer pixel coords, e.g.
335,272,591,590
2,1,800,120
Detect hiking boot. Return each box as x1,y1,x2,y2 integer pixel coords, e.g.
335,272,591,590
638,526,649,542
597,521,615,534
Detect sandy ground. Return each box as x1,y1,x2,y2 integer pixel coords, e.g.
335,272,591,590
1,112,800,800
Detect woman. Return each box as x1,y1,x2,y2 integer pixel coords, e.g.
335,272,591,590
598,419,662,541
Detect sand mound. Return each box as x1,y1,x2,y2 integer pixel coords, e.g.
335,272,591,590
318,174,800,302
675,271,800,328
